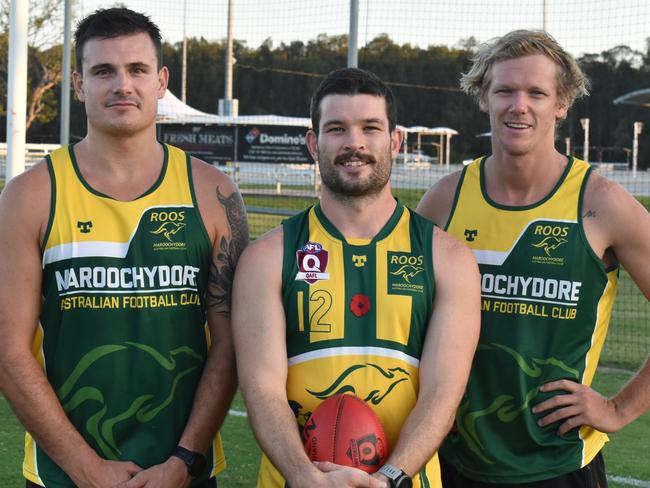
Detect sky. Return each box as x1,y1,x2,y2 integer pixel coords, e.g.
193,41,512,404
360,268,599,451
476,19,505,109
73,0,650,58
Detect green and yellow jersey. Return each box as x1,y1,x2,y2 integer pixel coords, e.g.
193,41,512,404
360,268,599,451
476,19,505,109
257,202,441,488
440,157,618,483
25,144,224,487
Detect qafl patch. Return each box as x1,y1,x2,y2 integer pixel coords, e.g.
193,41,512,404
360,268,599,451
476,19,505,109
295,242,330,284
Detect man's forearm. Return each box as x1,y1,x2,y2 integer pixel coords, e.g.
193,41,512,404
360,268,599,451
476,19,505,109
246,390,320,487
613,356,650,427
381,388,457,476
177,335,238,453
0,350,102,483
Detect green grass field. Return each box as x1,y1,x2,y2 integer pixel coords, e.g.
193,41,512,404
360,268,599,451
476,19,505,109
2,368,649,487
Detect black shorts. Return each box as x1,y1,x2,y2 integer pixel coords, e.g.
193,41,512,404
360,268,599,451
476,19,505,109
440,451,607,488
26,476,217,488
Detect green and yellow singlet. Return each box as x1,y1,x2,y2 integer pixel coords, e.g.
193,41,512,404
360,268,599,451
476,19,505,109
441,157,618,483
25,144,224,487
256,202,440,488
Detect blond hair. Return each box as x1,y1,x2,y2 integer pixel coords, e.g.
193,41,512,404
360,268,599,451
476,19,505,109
461,30,589,108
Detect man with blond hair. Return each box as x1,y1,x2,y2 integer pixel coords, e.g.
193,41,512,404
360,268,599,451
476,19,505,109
418,29,650,487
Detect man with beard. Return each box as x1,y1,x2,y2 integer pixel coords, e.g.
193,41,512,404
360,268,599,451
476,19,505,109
232,68,481,488
0,8,246,488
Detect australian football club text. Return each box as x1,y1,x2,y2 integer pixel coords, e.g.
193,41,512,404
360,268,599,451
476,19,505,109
480,272,581,320
55,264,202,311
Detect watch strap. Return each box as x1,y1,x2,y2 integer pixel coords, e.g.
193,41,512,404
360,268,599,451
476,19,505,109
171,445,207,477
378,463,412,488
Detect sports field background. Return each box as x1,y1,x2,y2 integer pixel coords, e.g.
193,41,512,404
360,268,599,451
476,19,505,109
2,0,650,484
2,369,649,487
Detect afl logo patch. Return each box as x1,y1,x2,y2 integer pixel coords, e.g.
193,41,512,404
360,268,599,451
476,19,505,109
295,242,330,284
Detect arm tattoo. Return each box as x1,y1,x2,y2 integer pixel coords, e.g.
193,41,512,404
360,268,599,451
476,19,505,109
583,210,596,218
206,186,249,315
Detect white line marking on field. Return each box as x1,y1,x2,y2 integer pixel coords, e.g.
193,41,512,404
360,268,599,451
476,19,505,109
608,475,650,487
228,408,248,417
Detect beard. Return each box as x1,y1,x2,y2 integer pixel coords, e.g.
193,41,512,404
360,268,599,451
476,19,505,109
318,148,393,198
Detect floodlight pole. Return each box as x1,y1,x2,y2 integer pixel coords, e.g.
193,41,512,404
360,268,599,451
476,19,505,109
632,121,643,178
219,0,238,116
542,0,548,31
580,118,589,163
348,0,359,68
565,137,571,156
6,0,29,180
60,0,72,145
225,0,233,102
182,0,188,103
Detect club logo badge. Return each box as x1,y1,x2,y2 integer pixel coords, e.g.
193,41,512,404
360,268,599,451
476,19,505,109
387,251,425,294
295,242,329,284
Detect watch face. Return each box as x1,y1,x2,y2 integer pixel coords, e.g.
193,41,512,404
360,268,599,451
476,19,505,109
188,452,207,477
173,446,208,478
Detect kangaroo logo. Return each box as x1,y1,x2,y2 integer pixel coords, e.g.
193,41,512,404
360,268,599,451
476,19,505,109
390,265,423,284
453,342,580,465
150,221,186,242
307,363,411,405
58,342,202,460
532,236,567,256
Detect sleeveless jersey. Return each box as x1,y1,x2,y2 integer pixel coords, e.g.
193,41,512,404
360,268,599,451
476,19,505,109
440,157,618,483
24,144,225,487
256,202,441,488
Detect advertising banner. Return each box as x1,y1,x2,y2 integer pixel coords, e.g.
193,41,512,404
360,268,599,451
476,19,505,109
158,124,235,165
237,125,312,164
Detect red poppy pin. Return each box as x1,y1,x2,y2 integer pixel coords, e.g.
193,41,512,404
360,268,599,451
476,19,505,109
350,293,371,317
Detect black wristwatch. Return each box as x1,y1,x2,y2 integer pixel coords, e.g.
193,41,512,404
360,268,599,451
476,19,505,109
171,445,207,478
378,463,412,488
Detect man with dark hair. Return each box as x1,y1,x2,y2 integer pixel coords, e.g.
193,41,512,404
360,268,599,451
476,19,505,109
309,68,397,133
418,29,650,487
233,67,481,488
0,7,247,488
74,7,164,71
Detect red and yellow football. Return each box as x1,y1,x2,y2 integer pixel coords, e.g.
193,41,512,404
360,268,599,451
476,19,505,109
302,394,388,473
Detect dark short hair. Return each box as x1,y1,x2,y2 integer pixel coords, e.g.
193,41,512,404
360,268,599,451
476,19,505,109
74,7,163,72
310,68,397,134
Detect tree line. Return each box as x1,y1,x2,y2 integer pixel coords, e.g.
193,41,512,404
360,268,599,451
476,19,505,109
3,25,650,167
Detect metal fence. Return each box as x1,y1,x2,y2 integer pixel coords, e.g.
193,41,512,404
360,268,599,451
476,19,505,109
3,0,649,369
